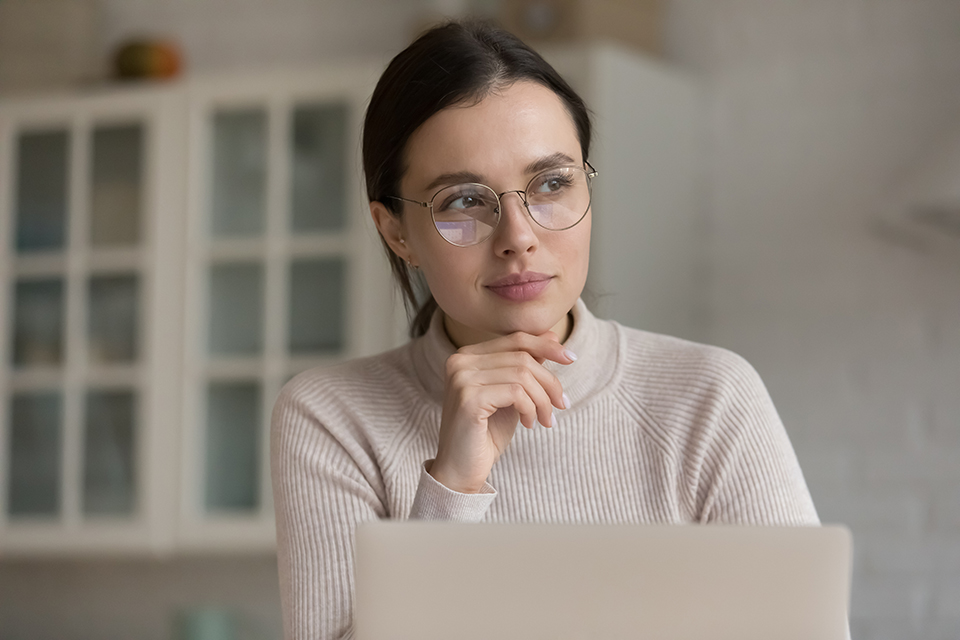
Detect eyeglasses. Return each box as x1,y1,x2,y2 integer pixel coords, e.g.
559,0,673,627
389,162,597,247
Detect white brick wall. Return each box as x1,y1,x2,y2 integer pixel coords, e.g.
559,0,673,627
666,1,960,638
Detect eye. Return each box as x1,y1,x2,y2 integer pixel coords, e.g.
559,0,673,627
438,189,491,212
532,171,574,194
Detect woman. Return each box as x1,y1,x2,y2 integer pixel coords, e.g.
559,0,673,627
271,20,818,640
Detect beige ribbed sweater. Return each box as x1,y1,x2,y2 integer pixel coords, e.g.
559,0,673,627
270,300,819,640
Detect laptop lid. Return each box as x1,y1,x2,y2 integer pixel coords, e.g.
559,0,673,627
355,522,852,640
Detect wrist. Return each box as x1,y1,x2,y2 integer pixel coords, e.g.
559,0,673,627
426,458,484,494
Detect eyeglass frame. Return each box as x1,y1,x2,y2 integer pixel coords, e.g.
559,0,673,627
386,161,598,247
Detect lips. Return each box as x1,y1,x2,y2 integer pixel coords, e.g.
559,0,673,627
485,271,553,302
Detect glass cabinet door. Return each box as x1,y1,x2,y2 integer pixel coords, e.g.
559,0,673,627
3,115,147,535
83,390,136,515
289,257,345,354
208,263,264,356
15,130,69,252
90,124,143,247
290,104,348,232
88,274,139,364
204,381,260,512
210,110,267,238
12,278,65,367
7,392,63,516
189,97,353,529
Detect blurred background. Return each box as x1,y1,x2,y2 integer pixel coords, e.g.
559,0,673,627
0,1,958,639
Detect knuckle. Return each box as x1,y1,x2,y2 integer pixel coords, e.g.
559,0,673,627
513,351,535,367
548,373,562,391
445,353,465,376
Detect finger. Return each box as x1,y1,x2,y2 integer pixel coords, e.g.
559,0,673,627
466,382,539,430
532,331,560,365
458,331,577,365
461,365,558,426
450,352,566,411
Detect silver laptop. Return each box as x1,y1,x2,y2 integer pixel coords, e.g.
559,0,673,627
354,521,851,640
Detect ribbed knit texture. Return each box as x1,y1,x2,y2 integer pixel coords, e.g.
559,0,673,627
271,300,819,640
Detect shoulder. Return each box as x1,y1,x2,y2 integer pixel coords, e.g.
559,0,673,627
610,323,775,444
272,342,426,440
615,323,764,398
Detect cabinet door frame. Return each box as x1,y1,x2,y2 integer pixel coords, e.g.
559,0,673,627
0,85,188,555
177,64,401,552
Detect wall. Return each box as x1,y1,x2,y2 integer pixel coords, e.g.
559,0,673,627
665,2,960,638
98,0,424,72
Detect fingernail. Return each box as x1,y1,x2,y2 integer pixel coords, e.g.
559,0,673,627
549,413,556,427
563,349,578,362
562,393,571,410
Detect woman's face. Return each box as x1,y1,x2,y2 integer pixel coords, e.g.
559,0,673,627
383,80,591,346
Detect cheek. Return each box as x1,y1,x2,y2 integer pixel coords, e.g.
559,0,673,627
417,245,479,302
559,219,592,280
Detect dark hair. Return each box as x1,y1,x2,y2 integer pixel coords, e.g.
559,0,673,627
362,19,592,338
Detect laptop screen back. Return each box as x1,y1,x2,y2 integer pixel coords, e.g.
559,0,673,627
355,522,851,640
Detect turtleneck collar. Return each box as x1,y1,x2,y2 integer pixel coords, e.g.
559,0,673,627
409,299,620,408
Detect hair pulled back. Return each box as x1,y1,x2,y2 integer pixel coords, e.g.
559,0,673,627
362,19,592,337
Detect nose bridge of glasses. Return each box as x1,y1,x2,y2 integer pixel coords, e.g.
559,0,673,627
493,189,529,214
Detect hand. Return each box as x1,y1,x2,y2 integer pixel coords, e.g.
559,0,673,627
428,331,576,494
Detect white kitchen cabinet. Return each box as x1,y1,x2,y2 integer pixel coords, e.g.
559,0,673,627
0,62,402,555
0,85,188,554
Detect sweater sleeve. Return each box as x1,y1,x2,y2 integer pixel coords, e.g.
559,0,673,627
697,353,820,526
409,460,497,520
271,383,385,640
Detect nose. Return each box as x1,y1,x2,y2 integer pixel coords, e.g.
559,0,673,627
491,191,538,257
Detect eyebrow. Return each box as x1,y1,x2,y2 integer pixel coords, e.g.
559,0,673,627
422,152,578,193
424,170,485,193
524,152,577,175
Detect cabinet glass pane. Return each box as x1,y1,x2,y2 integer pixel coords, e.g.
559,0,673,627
291,104,347,232
12,279,64,367
211,110,266,237
8,392,62,516
289,258,345,354
15,130,69,252
208,263,263,355
205,381,260,512
91,124,143,247
88,274,139,364
83,390,136,515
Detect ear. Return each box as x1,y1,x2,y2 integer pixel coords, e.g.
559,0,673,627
370,201,416,265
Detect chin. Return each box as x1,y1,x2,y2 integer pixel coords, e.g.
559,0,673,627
492,305,569,337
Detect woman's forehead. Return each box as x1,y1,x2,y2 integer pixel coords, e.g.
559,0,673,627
402,81,581,193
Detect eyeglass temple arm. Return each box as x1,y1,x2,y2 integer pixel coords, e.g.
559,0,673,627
387,195,431,208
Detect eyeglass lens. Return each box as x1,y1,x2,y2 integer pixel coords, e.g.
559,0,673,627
430,166,592,247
